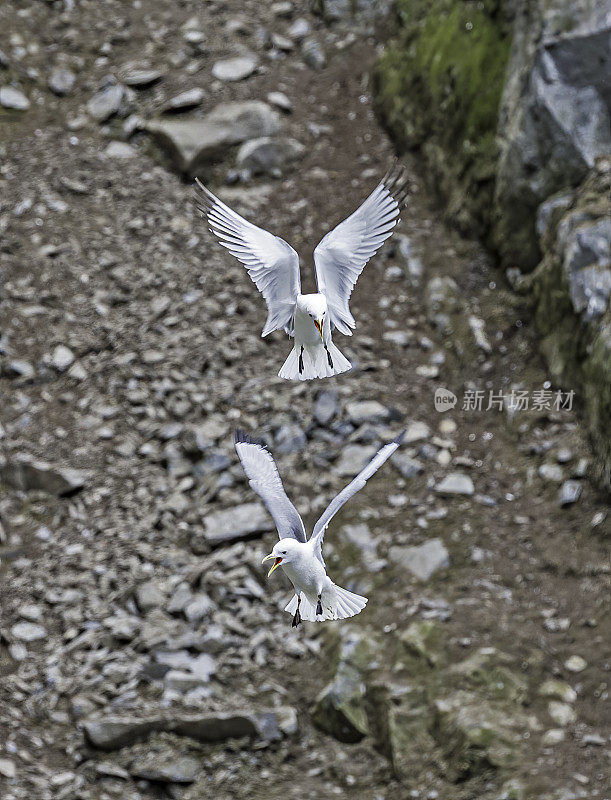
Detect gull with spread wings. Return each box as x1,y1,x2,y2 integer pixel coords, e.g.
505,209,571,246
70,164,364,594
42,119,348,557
234,428,405,626
196,165,409,381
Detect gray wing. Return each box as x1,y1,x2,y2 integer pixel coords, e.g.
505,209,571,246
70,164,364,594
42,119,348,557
309,430,406,564
313,164,409,335
195,180,301,337
234,430,306,543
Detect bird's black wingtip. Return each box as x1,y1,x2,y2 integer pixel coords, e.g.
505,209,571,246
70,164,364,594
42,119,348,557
382,161,412,210
393,428,407,446
234,429,268,449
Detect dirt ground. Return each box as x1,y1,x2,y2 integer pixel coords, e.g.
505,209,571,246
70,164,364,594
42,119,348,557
0,1,609,799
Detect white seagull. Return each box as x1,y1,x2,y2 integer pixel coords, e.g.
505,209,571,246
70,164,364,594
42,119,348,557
195,165,409,381
234,428,405,626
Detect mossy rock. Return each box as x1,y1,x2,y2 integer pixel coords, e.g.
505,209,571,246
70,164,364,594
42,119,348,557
373,0,511,238
446,647,528,703
386,685,437,781
310,630,373,743
532,160,611,492
398,620,444,667
433,690,541,779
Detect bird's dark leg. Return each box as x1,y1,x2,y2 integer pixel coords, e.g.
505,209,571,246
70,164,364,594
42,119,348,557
292,594,302,628
298,345,304,375
316,594,323,616
324,345,333,369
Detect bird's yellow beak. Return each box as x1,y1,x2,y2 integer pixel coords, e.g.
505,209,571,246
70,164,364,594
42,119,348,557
314,319,324,340
262,553,283,577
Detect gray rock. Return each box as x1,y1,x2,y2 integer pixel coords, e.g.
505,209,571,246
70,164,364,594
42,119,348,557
86,84,124,122
539,679,577,704
538,463,564,482
11,621,46,642
267,91,292,112
130,754,200,783
204,501,274,545
0,454,88,496
144,101,281,176
7,360,35,379
103,141,136,159
435,472,474,496
345,400,389,425
275,423,306,454
314,390,339,426
547,701,576,727
564,217,611,321
403,420,430,443
536,191,574,240
135,580,166,613
311,632,371,743
288,18,311,40
51,344,75,371
236,136,305,175
48,68,75,96
391,453,423,479
212,55,258,82
302,39,326,70
183,594,213,622
333,444,378,477
0,85,30,110
559,479,582,506
83,708,296,750
564,654,587,673
122,68,162,88
0,759,16,779
162,88,205,113
390,538,450,581
495,5,611,268
339,523,377,556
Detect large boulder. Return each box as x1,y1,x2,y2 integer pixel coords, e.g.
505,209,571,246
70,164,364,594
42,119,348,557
144,101,281,176
311,630,373,743
494,2,611,268
433,690,541,779
374,0,611,268
530,158,611,490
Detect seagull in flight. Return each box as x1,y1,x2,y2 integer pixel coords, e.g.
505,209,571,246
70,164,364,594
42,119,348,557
196,165,409,381
234,428,405,626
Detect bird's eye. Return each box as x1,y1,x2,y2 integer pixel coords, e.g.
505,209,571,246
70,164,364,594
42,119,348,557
282,551,287,555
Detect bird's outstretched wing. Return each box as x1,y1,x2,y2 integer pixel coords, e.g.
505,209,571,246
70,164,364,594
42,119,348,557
195,180,301,337
234,430,306,543
309,430,406,564
313,164,409,335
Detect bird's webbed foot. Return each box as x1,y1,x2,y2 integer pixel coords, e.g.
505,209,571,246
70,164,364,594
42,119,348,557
316,595,323,616
298,345,304,375
291,609,302,627
324,345,333,368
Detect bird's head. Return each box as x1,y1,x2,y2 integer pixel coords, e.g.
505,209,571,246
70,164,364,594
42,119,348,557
261,538,301,577
297,294,327,341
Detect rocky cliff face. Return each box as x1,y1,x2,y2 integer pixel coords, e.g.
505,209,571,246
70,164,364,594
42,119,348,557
374,0,611,490
528,158,611,489
494,1,611,269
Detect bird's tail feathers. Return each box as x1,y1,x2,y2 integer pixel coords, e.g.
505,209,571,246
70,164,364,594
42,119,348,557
278,342,351,381
284,585,367,622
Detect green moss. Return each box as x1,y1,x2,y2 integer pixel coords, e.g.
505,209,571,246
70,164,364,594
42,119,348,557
373,0,511,237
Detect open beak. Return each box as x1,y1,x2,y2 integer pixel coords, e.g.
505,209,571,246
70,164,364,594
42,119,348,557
314,319,324,341
262,553,283,577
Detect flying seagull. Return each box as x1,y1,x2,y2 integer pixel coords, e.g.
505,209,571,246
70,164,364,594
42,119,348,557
195,165,409,381
234,428,405,626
